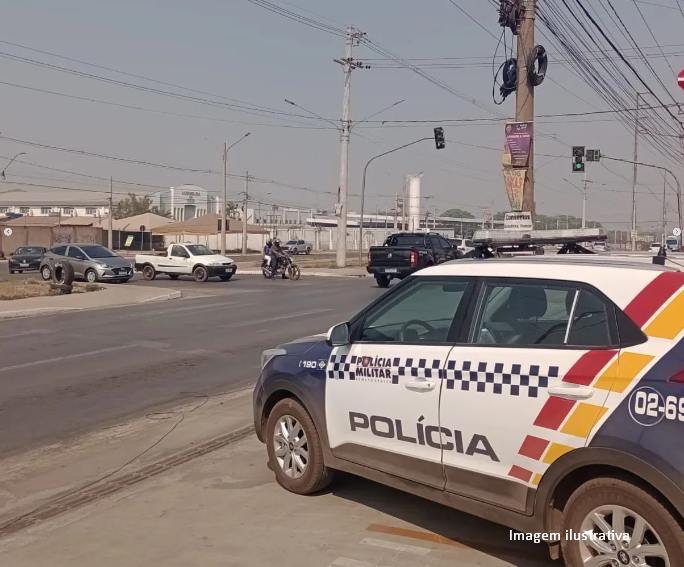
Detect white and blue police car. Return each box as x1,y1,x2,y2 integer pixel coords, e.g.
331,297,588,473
253,256,684,565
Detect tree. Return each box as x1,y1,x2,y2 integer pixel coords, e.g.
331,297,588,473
225,202,240,219
442,208,474,219
113,193,172,220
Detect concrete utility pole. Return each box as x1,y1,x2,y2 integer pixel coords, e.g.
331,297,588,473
517,0,536,216
222,142,228,255
631,93,642,251
582,169,587,229
662,173,667,246
242,171,250,255
108,176,113,249
335,27,362,268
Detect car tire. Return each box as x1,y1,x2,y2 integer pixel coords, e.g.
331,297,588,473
561,477,684,567
306,248,311,255
375,274,390,288
53,262,75,286
266,398,334,495
168,274,179,280
142,265,156,281
41,265,52,281
219,274,232,281
85,269,98,284
193,266,209,282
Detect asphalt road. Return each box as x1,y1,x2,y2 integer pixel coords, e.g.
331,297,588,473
0,274,383,456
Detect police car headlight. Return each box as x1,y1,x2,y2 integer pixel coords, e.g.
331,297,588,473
261,348,287,370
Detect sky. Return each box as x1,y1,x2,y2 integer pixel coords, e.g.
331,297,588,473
1,0,684,232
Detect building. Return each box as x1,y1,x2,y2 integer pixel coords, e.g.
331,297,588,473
0,186,110,218
151,184,219,221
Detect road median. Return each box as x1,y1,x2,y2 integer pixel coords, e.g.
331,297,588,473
0,283,183,319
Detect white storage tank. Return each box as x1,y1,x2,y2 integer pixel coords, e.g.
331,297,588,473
408,174,422,231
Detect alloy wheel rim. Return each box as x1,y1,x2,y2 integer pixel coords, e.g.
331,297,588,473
578,504,670,567
273,415,308,479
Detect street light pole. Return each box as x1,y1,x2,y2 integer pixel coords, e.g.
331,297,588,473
0,152,26,180
359,138,431,264
221,133,251,256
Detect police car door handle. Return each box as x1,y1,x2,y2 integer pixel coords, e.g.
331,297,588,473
405,380,436,392
548,385,594,400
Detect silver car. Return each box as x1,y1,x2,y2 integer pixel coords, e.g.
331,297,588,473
40,244,133,283
285,239,311,255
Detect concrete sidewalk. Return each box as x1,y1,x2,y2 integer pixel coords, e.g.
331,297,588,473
0,391,550,567
0,283,182,319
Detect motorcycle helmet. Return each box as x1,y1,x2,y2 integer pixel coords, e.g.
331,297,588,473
266,239,272,246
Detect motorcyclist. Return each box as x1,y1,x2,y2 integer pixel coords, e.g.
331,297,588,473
263,239,273,274
270,238,285,277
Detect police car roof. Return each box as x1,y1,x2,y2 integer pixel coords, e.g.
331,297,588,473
420,255,680,277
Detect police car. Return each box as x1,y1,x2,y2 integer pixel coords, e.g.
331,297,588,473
253,256,684,565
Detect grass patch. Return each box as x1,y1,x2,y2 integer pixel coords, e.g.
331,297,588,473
0,279,103,300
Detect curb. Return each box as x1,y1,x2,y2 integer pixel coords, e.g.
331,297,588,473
238,269,368,278
0,290,184,320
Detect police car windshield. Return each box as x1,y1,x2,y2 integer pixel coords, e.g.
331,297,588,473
387,235,425,247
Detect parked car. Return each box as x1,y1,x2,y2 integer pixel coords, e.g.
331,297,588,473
367,232,456,288
285,239,312,255
8,246,47,273
254,257,684,565
593,242,610,252
135,243,236,282
666,236,680,252
650,242,663,254
40,244,132,283
449,237,475,256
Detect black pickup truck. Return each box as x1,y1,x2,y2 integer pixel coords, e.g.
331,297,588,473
366,232,457,287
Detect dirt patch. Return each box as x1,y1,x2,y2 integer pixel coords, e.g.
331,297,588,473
0,279,103,301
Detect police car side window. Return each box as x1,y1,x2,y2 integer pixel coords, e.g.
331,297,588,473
474,282,575,347
358,279,469,344
566,289,613,347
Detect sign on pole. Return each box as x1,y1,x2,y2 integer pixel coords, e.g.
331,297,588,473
505,122,533,167
503,169,526,211
504,212,533,231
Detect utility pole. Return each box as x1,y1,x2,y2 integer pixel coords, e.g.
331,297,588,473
242,172,250,255
582,169,587,229
335,27,362,268
222,142,228,256
662,172,667,246
517,0,536,216
631,93,642,251
108,176,113,249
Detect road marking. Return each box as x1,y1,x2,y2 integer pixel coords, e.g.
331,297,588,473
328,559,377,567
0,344,133,373
224,308,333,328
365,524,550,562
360,537,431,556
0,329,54,340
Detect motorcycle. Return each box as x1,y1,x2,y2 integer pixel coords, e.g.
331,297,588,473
261,252,301,280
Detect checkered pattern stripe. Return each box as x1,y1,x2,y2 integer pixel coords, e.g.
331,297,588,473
443,361,558,398
328,354,357,380
327,355,558,398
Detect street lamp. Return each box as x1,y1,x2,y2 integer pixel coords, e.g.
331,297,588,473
221,134,251,256
1,152,26,180
359,138,431,264
285,98,404,267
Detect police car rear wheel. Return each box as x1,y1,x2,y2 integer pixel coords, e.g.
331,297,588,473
266,398,333,494
561,477,684,567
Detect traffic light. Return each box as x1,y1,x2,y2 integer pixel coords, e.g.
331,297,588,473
572,146,585,173
434,127,446,150
586,149,601,162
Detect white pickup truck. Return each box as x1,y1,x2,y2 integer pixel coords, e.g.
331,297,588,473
135,243,237,282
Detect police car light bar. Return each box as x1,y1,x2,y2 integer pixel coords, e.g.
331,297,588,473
472,228,606,247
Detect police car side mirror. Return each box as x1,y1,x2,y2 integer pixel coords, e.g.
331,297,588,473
327,322,350,347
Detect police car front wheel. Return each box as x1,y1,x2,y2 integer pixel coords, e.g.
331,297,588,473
561,477,684,567
266,398,334,494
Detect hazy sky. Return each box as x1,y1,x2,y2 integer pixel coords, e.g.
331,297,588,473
2,0,684,231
